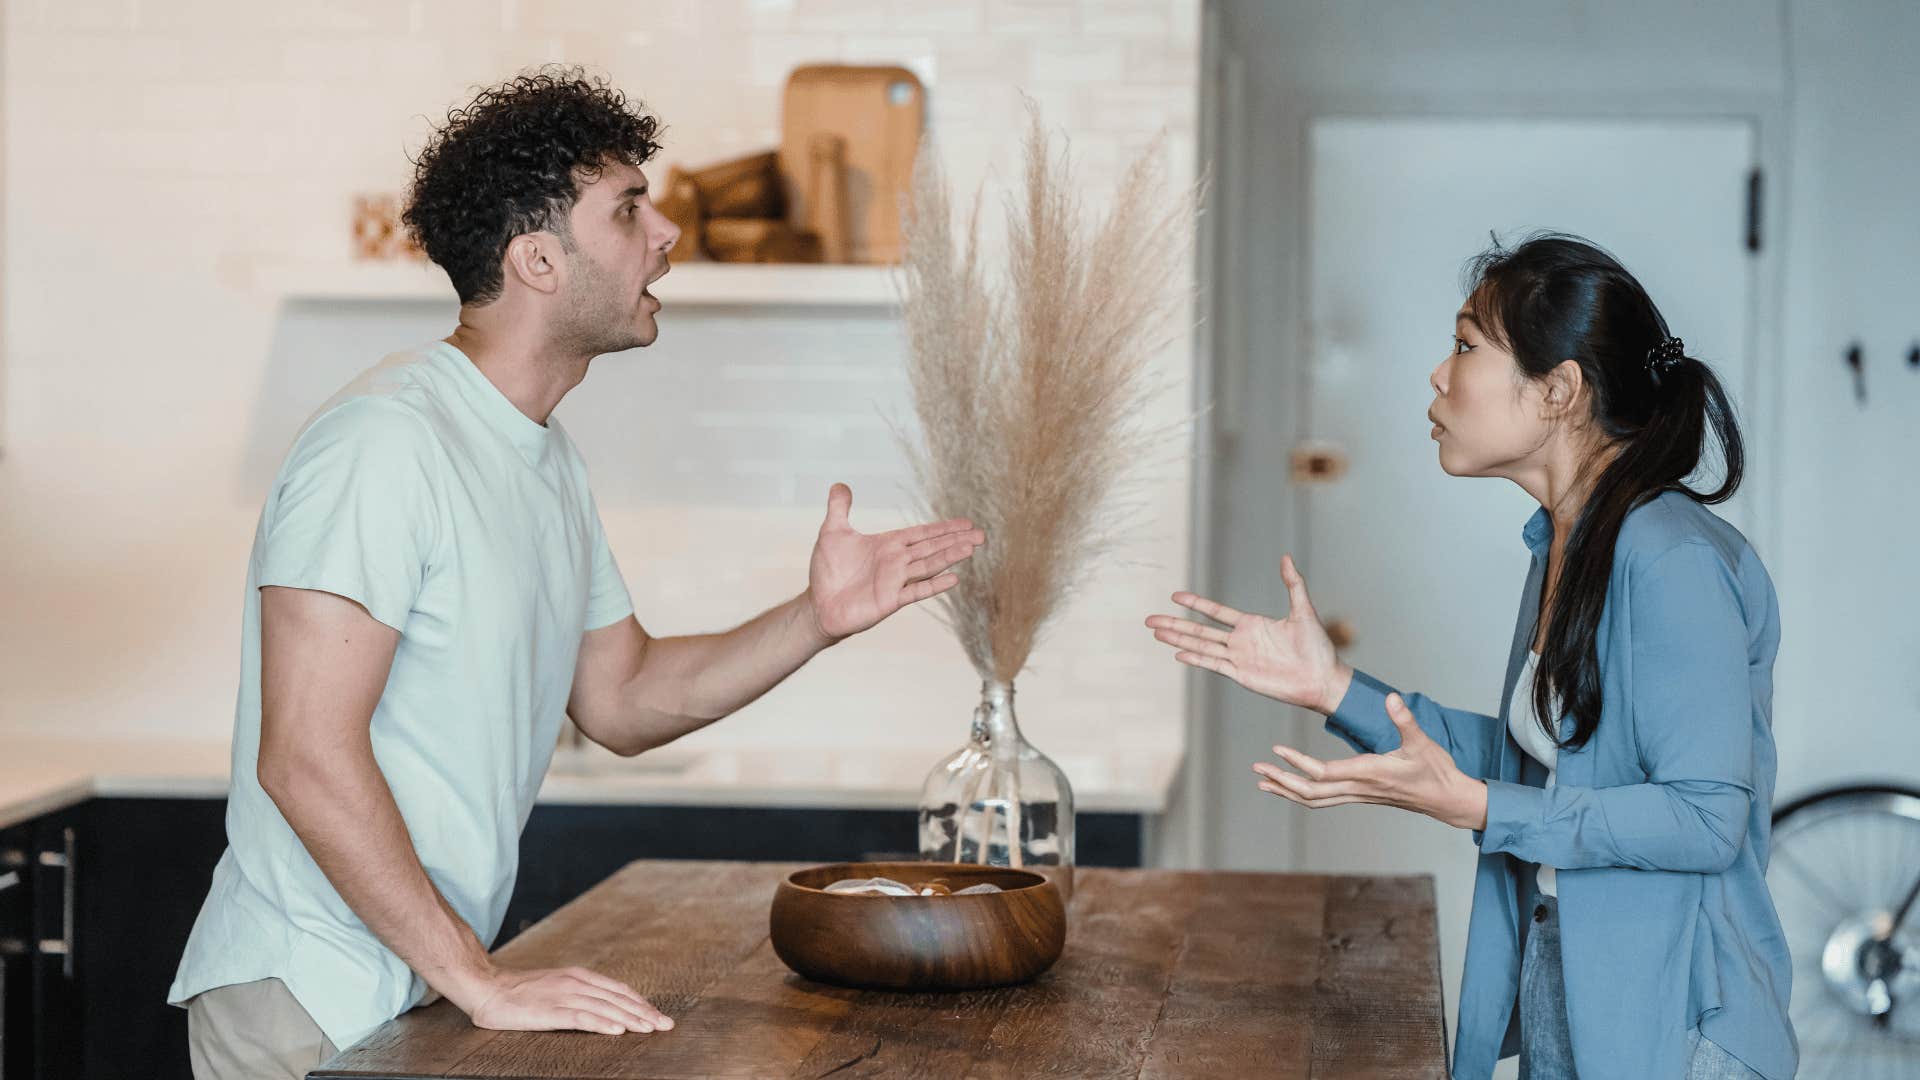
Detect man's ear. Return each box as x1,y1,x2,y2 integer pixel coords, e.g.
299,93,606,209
1541,358,1587,420
502,232,563,296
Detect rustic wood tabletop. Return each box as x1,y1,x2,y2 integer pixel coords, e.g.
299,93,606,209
312,859,1448,1079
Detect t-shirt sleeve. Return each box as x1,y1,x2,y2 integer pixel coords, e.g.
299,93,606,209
258,399,441,632
583,502,633,632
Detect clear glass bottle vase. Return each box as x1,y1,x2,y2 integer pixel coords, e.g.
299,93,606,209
917,681,1076,899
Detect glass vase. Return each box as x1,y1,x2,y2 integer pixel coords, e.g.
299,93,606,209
917,681,1076,899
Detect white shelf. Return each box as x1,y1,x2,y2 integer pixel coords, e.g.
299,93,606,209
225,257,903,309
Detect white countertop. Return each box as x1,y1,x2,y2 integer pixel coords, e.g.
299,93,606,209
0,735,1182,830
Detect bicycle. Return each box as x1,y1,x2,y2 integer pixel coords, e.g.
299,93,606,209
1768,782,1920,1078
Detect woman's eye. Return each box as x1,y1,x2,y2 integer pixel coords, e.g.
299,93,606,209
1453,336,1471,354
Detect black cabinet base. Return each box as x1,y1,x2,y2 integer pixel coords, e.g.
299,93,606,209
500,805,1144,944
28,797,1145,1080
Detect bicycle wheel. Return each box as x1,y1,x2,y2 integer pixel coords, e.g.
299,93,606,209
1769,783,1920,1079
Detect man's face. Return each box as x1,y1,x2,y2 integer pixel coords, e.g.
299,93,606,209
554,159,680,354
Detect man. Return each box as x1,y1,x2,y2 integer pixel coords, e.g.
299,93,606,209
168,67,984,1079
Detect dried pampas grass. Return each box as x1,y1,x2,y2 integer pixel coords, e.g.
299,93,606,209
899,105,1196,685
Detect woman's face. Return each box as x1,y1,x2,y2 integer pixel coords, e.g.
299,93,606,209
1427,306,1555,479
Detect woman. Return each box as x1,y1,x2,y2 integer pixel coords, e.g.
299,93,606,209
1148,235,1795,1079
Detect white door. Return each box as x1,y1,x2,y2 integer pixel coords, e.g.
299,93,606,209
1296,116,1758,1051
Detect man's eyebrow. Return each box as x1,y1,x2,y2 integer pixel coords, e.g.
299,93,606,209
617,184,648,202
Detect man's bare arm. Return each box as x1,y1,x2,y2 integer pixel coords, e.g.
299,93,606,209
567,594,832,756
568,484,984,757
257,585,670,1035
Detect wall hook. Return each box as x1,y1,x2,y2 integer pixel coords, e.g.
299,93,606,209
1845,342,1867,405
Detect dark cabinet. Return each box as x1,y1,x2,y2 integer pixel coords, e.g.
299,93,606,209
497,804,1144,945
4,796,1145,1078
1,824,31,1080
0,806,102,1080
0,800,229,1080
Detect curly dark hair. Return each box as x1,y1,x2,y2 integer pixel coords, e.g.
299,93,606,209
403,66,664,305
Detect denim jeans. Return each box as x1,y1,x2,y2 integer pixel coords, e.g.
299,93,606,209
1518,892,1768,1079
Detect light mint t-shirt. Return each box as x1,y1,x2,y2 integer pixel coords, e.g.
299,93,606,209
168,341,633,1050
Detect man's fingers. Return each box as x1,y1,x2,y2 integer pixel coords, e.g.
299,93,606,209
1172,591,1245,627
900,572,959,605
1143,614,1229,644
825,483,853,525
903,525,985,555
1153,628,1230,660
1280,554,1318,620
560,994,649,1034
564,968,670,1025
895,518,978,547
905,539,977,581
554,1002,628,1036
580,989,657,1033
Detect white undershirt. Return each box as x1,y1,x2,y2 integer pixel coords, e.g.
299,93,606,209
1507,649,1561,896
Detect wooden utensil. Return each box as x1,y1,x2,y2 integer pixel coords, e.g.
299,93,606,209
687,150,785,219
780,65,924,264
655,166,704,262
769,861,1066,990
704,217,823,263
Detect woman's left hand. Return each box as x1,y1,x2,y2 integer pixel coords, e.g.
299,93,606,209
1255,692,1490,831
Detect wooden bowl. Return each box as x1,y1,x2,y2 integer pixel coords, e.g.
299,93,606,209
769,861,1066,991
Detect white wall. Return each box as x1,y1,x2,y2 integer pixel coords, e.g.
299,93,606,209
1201,0,1795,873
1200,0,1919,1066
1201,0,1919,835
1770,0,1920,803
0,1,1198,765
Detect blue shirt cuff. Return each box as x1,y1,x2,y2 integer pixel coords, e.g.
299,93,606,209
1325,668,1399,754
1477,778,1542,854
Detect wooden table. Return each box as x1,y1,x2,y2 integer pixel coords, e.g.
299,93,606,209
315,861,1448,1079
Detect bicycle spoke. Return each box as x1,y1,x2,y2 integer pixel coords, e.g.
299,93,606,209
1776,844,1860,922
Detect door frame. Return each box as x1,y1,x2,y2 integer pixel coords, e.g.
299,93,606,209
1185,0,1790,868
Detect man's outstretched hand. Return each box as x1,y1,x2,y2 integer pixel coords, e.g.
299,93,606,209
805,483,985,642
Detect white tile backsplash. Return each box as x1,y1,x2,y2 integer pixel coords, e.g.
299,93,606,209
0,0,1199,764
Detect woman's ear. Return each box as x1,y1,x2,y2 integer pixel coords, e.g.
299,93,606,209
1540,359,1587,420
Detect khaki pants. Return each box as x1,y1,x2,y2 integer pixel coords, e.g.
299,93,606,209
187,978,337,1080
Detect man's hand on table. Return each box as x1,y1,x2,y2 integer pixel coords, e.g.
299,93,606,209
452,962,674,1037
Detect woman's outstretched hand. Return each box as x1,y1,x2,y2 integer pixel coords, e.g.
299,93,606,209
1145,554,1353,714
1254,692,1489,831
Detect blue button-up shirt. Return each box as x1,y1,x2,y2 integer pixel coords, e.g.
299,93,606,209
1328,489,1796,1079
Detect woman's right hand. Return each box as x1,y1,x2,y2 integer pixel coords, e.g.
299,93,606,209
1145,554,1353,715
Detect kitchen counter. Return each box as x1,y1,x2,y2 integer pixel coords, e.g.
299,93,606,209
312,860,1449,1079
0,736,1182,830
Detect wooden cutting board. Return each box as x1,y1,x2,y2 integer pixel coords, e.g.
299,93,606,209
780,64,925,265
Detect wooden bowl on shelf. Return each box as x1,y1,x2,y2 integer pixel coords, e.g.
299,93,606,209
769,861,1066,991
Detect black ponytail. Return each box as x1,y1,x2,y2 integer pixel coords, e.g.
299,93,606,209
1463,233,1744,749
